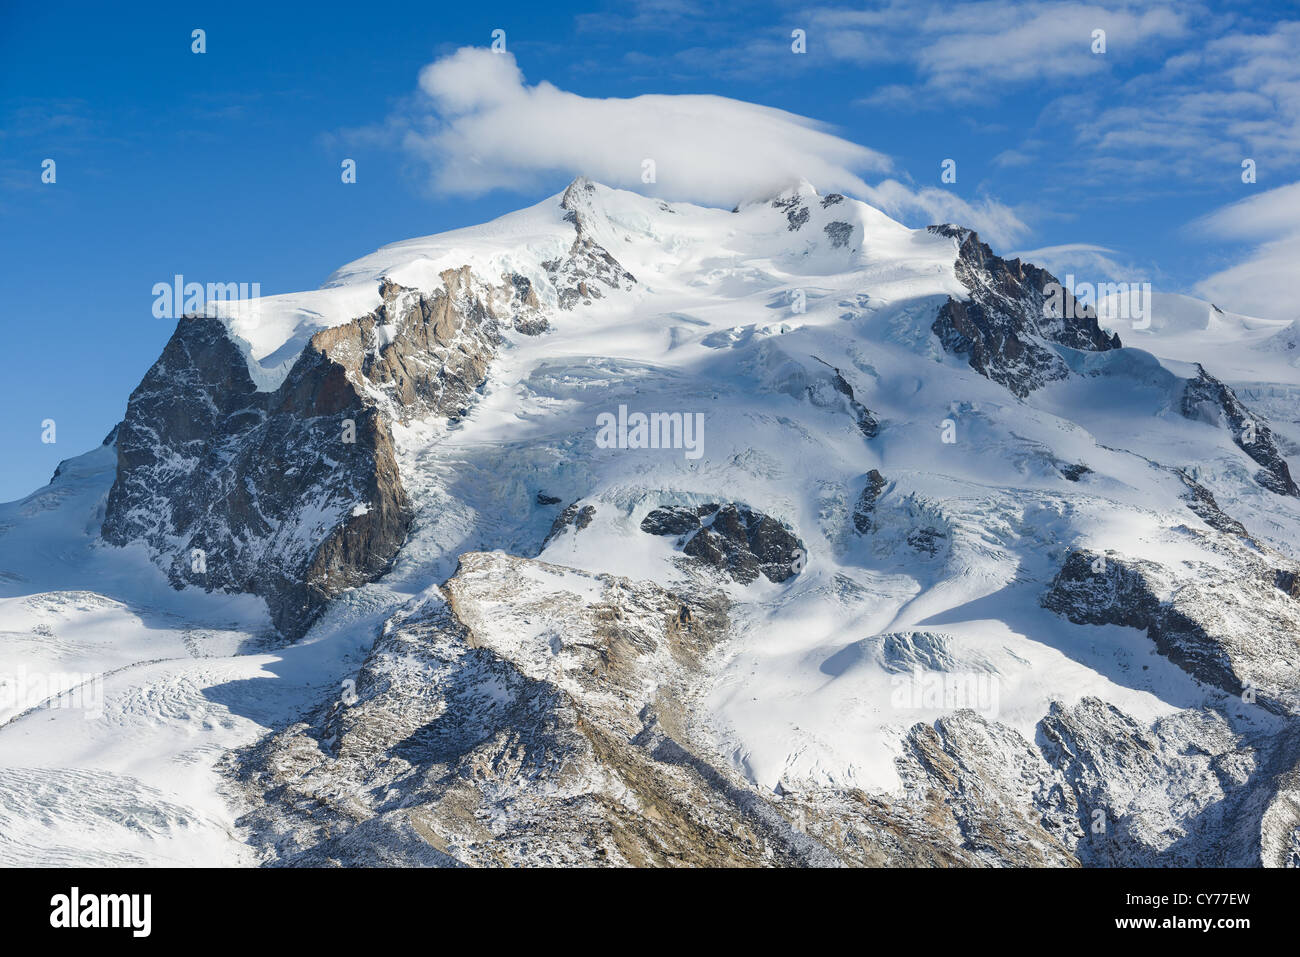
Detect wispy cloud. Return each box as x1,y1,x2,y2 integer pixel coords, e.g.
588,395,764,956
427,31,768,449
1009,242,1140,281
1191,181,1300,321
1071,21,1300,178
817,0,1189,103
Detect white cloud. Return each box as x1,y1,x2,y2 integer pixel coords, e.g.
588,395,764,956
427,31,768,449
392,47,1030,246
808,1,1189,102
1192,181,1300,321
914,3,1187,93
866,179,1029,247
1009,242,1137,281
1036,20,1300,182
406,47,890,207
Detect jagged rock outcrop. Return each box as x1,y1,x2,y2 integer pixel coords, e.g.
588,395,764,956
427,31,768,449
1041,544,1300,716
811,357,879,437
1180,364,1299,497
824,221,853,248
928,225,1121,398
1040,698,1265,866
101,313,413,638
1176,469,1248,536
101,184,640,639
772,193,812,230
852,469,889,534
102,269,504,638
640,504,804,584
543,502,597,548
548,178,637,309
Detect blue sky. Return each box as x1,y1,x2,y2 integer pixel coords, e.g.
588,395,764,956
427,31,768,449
2,0,1297,501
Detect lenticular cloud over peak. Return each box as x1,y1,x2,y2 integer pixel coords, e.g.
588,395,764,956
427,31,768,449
406,47,890,208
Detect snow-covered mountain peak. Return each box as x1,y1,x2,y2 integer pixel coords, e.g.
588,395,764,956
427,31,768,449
207,176,962,396
7,178,1300,867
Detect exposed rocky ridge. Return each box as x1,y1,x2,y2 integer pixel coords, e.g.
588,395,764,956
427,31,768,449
543,502,597,548
224,552,1300,867
224,552,844,867
640,503,804,584
928,225,1121,398
549,178,638,309
1041,542,1300,716
1176,469,1248,536
101,190,639,639
811,357,879,437
1181,364,1300,497
328,270,502,425
1039,697,1285,866
806,697,1299,867
852,469,889,534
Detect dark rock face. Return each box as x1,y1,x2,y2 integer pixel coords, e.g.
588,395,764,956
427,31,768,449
824,221,853,249
852,469,889,534
1042,551,1227,693
640,504,804,584
1041,548,1300,716
102,315,412,639
772,195,811,230
543,502,597,548
103,269,505,639
927,225,1121,398
1277,570,1300,600
1180,364,1299,497
1176,470,1247,536
812,357,879,438
907,527,948,556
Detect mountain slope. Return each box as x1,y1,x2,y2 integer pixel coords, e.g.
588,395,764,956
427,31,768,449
3,178,1300,867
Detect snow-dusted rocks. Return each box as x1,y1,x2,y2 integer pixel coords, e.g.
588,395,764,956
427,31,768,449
851,469,889,534
929,225,1121,398
225,552,815,867
639,503,805,584
1180,364,1300,497
101,184,639,640
1042,538,1300,717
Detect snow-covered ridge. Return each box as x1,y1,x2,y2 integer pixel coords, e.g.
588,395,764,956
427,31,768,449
210,178,965,391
